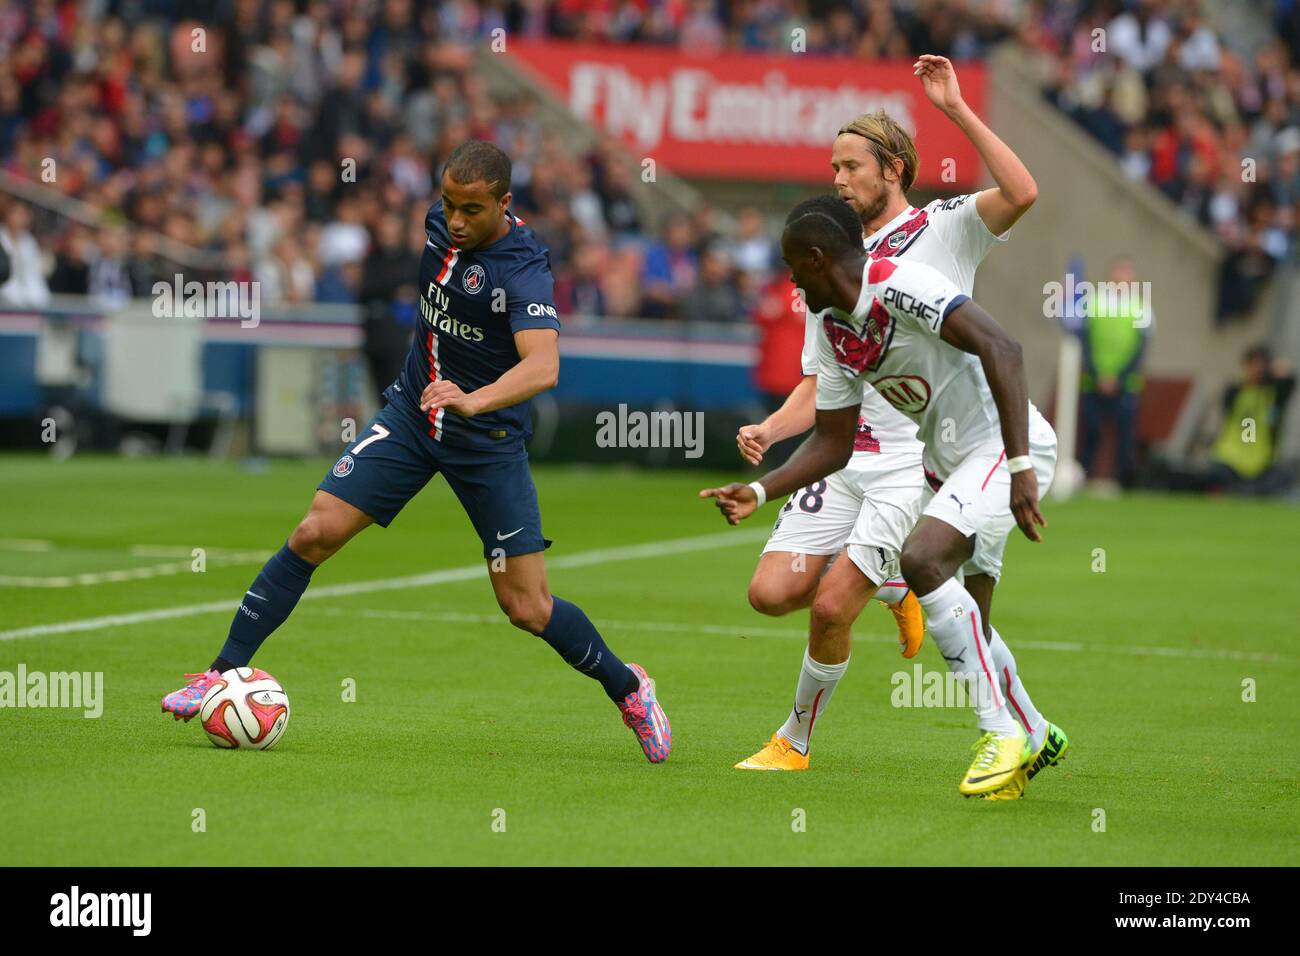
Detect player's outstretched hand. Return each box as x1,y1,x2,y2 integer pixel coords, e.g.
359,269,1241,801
1010,470,1046,542
736,423,771,466
420,380,481,417
699,483,759,525
913,54,964,114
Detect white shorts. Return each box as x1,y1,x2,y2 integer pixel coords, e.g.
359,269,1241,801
920,421,1058,581
763,452,924,586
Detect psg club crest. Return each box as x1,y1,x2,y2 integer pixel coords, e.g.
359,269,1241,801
462,264,486,295
332,454,355,478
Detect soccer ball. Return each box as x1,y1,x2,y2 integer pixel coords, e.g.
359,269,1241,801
198,667,290,750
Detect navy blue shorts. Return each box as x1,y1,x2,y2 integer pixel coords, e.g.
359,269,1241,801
317,403,551,558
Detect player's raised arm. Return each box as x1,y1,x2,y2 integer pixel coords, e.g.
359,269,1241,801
420,328,559,417
938,299,1045,542
913,54,1037,235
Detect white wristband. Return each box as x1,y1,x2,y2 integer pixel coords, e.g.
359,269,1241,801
748,481,768,508
1006,455,1033,475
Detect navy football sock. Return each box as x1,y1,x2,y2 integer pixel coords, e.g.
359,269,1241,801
540,597,638,701
214,542,317,668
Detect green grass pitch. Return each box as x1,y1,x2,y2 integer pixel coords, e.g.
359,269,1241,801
1,453,1297,866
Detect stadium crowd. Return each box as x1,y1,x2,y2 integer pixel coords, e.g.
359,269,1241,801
1026,0,1300,320
0,0,1296,329
0,0,778,322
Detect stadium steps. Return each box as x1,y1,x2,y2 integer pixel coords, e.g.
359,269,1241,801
0,168,229,276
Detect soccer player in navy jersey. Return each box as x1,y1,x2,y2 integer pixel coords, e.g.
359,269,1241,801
161,141,670,763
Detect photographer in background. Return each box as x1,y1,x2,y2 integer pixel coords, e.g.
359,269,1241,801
1207,345,1297,495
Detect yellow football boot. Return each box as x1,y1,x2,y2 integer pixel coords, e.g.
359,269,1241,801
977,767,1028,801
734,733,810,771
1024,722,1070,779
882,590,925,658
959,730,1027,797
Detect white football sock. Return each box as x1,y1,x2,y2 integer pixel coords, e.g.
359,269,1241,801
988,625,1046,751
777,648,848,755
874,581,910,606
916,578,1019,736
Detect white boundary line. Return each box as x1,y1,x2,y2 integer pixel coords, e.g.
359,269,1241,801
298,606,1292,665
0,539,55,552
0,529,768,642
0,544,270,588
0,526,1289,664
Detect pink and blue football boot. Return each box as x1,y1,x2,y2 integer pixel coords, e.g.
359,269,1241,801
617,663,671,763
161,669,222,721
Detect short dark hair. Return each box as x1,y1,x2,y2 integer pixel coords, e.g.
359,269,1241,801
783,195,863,258
444,140,511,198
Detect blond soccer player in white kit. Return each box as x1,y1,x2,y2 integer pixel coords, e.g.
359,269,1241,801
729,57,1065,777
704,194,1069,799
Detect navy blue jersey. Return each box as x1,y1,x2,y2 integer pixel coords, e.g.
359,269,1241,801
384,199,561,452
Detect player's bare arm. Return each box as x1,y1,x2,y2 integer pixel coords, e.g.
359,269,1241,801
420,328,560,417
914,54,1037,235
702,402,859,524
939,300,1045,542
736,374,817,465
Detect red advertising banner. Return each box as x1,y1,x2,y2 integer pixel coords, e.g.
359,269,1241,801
507,41,986,187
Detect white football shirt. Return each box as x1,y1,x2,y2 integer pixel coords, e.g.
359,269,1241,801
863,192,1006,298
796,192,1006,458
800,308,918,455
813,256,1047,481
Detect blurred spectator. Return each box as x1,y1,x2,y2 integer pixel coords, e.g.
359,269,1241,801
49,225,93,295
640,215,698,318
727,206,775,281
127,230,165,296
750,275,807,414
358,212,420,397
554,241,608,317
567,162,607,242
681,244,743,324
1217,212,1279,322
1080,257,1150,488
1107,1,1172,73
316,260,361,304
1207,345,1296,494
0,201,50,308
256,235,317,306
317,195,370,268
690,204,721,257
88,226,135,310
